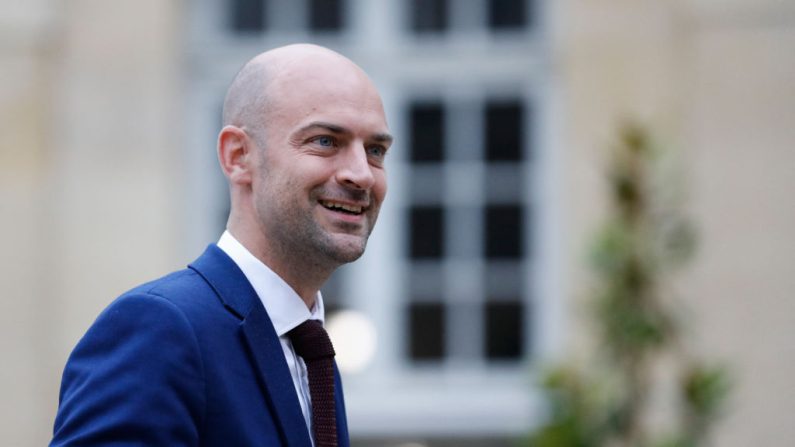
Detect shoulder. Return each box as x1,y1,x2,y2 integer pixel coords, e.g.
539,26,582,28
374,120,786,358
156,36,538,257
126,267,209,306
53,270,211,445
69,270,210,369
108,266,227,324
62,267,222,383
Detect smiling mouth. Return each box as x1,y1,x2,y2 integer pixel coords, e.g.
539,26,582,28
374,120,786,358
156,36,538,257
320,200,365,215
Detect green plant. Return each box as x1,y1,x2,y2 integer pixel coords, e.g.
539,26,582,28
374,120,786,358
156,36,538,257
527,123,729,447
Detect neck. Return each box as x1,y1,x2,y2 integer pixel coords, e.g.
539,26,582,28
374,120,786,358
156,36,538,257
227,216,332,310
261,249,329,310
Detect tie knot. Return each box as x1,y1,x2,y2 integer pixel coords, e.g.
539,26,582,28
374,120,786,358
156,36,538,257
287,320,335,362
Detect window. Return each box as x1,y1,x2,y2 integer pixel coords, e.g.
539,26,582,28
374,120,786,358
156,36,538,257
228,0,347,34
192,0,547,435
485,204,524,259
408,0,533,35
488,0,528,30
409,206,445,259
230,0,266,32
485,100,524,162
409,302,446,360
410,102,445,163
405,96,531,366
410,0,448,33
485,301,524,359
309,0,344,32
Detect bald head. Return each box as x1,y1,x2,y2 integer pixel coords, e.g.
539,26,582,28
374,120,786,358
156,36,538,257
221,44,379,142
217,44,391,300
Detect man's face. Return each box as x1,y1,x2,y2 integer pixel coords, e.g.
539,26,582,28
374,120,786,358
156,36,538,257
249,66,392,266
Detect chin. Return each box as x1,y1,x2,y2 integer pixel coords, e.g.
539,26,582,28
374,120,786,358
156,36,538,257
322,235,368,264
330,250,364,264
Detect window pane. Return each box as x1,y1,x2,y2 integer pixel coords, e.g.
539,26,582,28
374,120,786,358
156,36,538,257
409,206,444,259
484,301,523,359
488,0,526,30
485,100,524,162
409,302,446,360
230,0,265,32
309,0,344,32
411,0,448,33
484,205,523,259
410,102,445,162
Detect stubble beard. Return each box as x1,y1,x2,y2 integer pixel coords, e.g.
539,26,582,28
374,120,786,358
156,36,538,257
257,186,377,273
296,211,371,266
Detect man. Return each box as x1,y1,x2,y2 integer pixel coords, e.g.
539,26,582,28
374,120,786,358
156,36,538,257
51,44,392,446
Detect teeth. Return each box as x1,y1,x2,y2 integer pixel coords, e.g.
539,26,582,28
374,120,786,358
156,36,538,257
321,200,363,214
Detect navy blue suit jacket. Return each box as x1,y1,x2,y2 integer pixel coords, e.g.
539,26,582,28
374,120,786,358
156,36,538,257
52,245,350,446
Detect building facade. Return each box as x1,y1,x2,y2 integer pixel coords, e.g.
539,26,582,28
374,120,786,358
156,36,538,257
1,0,794,445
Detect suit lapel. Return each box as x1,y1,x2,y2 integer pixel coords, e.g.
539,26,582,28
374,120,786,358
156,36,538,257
190,245,312,446
241,302,312,446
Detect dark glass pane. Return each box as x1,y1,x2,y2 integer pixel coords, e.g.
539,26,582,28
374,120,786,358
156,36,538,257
485,100,524,162
409,302,446,360
409,206,444,259
410,102,445,162
485,301,523,359
230,0,265,32
484,205,523,259
488,0,526,30
411,0,448,33
309,0,344,31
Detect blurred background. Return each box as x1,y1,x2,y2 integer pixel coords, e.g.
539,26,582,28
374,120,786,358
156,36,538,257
1,0,794,445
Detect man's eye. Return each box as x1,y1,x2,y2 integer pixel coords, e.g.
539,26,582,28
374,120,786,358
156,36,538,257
367,145,386,159
314,136,335,147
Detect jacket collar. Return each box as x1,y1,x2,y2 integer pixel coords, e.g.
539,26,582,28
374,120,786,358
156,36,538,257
189,245,313,446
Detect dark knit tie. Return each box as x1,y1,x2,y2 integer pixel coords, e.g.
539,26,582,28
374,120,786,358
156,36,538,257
288,320,338,447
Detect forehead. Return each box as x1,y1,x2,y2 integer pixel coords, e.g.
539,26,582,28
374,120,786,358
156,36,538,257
265,62,389,134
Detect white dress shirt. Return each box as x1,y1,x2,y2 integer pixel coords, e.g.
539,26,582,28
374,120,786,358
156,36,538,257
217,231,322,444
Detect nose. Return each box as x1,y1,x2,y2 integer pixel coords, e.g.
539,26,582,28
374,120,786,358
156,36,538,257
336,143,375,190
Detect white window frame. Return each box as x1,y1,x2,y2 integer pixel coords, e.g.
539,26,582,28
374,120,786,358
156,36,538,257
183,0,564,438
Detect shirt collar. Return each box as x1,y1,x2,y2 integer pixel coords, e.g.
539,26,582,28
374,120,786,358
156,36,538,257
217,230,324,336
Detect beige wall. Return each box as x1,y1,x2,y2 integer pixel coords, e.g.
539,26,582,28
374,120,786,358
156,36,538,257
686,13,795,445
0,1,182,444
561,0,795,444
0,36,53,447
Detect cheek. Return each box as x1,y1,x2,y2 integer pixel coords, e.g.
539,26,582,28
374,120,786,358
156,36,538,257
301,156,339,181
277,159,327,191
373,170,387,202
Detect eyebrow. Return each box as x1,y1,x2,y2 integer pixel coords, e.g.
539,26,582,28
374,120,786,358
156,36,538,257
372,132,394,145
298,121,394,145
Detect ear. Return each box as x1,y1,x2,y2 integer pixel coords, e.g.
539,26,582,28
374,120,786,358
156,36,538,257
217,125,254,185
